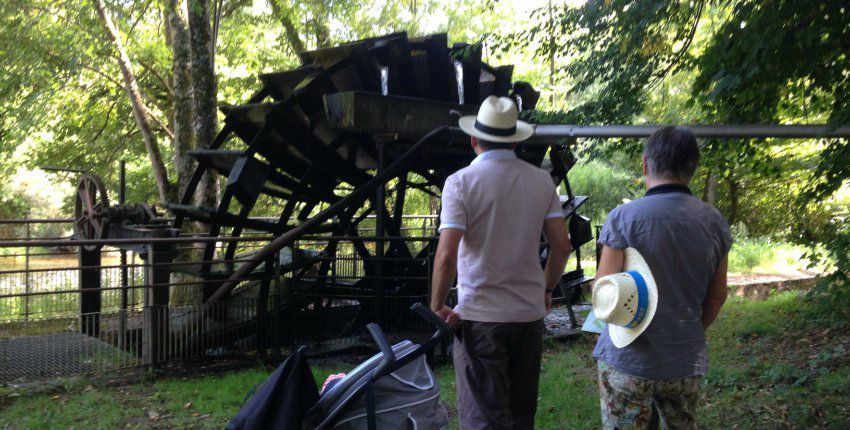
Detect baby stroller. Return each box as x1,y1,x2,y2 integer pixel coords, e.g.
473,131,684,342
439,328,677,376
228,303,452,430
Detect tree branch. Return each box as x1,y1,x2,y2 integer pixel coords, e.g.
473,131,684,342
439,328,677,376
91,97,119,143
269,0,306,55
652,0,705,83
94,0,175,203
222,0,251,18
138,59,175,101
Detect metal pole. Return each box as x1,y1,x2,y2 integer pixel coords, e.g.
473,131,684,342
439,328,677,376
119,160,128,351
532,124,850,139
375,141,385,325
23,222,30,321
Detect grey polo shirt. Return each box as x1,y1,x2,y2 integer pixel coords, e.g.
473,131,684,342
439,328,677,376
593,184,732,379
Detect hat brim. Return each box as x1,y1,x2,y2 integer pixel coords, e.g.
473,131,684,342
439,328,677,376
458,116,534,143
607,248,659,348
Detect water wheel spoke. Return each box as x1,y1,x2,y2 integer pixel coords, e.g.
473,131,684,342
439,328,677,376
84,180,96,213
90,219,103,238
77,187,90,212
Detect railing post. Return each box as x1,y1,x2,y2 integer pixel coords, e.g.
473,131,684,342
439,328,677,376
143,241,173,369
256,254,273,356
79,243,102,337
374,141,385,325
23,222,31,321
118,159,128,351
119,249,128,351
272,250,282,356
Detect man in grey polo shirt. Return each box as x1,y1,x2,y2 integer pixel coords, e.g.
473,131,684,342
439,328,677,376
430,96,572,429
594,126,732,429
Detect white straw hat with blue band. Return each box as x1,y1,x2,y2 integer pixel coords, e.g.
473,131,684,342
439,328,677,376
458,96,534,143
592,248,658,348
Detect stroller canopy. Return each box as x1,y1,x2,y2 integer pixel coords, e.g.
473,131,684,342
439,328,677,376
304,341,447,429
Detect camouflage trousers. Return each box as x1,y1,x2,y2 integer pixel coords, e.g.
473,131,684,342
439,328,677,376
597,361,701,430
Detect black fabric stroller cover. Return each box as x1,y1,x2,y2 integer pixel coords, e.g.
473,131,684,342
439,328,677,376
227,304,451,430
227,346,319,430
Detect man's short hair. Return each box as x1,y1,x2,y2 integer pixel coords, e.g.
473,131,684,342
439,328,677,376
477,138,514,151
643,126,700,182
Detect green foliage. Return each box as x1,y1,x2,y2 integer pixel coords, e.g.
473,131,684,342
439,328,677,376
0,183,29,221
691,1,850,248
728,235,776,273
806,219,850,321
566,158,639,224
814,366,850,395
0,0,505,209
693,1,848,126
727,226,813,274
502,0,707,124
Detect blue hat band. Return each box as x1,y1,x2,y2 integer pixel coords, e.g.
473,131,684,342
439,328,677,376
624,271,649,329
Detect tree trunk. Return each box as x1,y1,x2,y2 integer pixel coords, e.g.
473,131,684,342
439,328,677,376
703,171,718,206
727,169,739,225
270,0,306,56
313,19,330,48
547,0,555,105
309,0,331,48
188,0,220,210
166,0,194,200
281,14,306,55
94,0,174,204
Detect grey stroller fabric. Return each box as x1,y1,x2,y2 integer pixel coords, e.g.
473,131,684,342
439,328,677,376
330,348,447,430
303,340,448,429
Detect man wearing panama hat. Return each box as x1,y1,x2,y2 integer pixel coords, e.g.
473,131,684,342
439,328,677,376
430,96,572,429
592,126,732,429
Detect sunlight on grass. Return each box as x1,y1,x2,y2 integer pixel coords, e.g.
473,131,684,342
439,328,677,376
728,235,818,275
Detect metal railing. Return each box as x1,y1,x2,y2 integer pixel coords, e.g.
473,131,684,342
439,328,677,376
0,218,440,384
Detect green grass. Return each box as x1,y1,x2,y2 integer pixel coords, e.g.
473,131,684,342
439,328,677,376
728,235,815,274
2,292,848,429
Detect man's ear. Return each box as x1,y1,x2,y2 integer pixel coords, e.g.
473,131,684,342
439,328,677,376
642,156,648,176
470,136,478,150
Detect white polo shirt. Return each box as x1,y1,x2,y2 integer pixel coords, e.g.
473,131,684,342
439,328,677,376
439,149,563,323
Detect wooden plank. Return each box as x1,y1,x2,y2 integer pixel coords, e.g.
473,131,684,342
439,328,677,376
324,91,477,138
259,65,323,100
372,35,420,97
511,81,541,111
451,43,482,105
300,32,408,64
492,65,514,98
188,150,340,203
410,34,454,102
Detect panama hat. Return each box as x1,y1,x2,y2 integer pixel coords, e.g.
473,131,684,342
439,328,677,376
458,96,534,143
592,248,658,348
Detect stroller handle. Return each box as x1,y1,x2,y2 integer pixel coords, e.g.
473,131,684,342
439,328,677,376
360,304,455,430
366,323,396,365
366,304,452,380
410,303,452,341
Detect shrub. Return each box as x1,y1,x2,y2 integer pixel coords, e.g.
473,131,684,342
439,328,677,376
567,158,639,225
